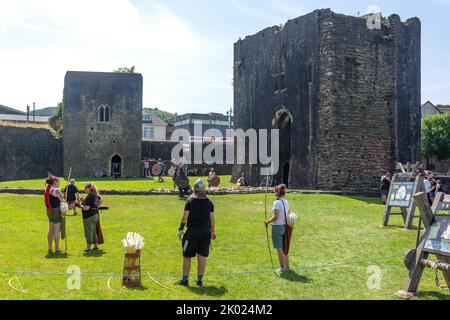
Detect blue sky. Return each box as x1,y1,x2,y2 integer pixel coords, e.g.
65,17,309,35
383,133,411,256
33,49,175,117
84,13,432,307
0,0,449,114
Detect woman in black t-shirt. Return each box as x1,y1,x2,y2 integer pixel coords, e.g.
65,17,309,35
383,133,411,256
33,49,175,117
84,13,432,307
78,183,102,253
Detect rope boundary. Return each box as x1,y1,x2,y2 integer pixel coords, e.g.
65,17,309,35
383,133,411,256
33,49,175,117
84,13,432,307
0,254,404,279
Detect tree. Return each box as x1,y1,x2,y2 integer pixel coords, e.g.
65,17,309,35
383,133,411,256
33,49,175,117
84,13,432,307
49,102,64,137
114,66,136,73
421,114,450,160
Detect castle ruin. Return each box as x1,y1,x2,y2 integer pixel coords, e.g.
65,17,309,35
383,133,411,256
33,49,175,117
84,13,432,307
232,9,421,192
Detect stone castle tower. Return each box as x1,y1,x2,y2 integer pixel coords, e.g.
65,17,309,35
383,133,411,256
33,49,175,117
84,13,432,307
232,9,421,192
63,71,143,178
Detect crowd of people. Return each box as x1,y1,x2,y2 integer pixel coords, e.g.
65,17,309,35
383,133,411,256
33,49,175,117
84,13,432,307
43,173,294,287
423,171,444,204
380,169,446,205
44,176,103,254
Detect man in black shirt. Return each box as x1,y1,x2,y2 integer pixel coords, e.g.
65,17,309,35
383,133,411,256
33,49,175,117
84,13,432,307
65,179,80,216
177,179,216,287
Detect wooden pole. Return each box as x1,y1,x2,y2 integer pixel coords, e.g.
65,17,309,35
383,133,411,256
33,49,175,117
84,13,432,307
63,167,72,253
264,176,276,274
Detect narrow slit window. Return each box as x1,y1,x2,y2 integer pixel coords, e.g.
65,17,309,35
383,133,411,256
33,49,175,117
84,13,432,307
105,106,110,122
99,106,105,122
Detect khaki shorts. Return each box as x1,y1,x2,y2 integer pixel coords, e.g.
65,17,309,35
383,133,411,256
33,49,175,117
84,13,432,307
46,207,62,224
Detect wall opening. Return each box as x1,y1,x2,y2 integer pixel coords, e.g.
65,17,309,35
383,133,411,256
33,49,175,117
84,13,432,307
283,162,290,187
272,107,292,186
111,154,122,178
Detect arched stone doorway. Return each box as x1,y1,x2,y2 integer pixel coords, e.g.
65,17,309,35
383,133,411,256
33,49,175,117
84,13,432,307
111,154,122,178
272,107,292,187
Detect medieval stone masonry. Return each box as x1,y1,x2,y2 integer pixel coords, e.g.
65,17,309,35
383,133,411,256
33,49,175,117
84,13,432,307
232,9,421,192
63,71,143,178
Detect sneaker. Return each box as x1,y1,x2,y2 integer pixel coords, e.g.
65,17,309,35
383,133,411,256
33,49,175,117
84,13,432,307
196,281,203,287
84,249,92,253
176,280,189,287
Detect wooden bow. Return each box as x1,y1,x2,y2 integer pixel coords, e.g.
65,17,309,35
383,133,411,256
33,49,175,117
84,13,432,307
63,167,72,253
264,175,276,274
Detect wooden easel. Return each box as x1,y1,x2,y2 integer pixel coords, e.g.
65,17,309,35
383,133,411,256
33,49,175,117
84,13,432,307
397,192,450,298
382,162,424,230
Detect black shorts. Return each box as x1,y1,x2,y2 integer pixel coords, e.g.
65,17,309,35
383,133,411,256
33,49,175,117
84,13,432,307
182,229,211,258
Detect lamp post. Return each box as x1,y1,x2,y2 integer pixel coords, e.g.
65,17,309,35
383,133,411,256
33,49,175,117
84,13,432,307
226,107,233,129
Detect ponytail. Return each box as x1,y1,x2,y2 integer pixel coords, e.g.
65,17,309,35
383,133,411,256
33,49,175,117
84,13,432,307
85,183,100,197
275,184,287,198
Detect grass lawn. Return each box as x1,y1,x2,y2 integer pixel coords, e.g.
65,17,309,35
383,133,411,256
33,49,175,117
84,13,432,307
0,175,234,191
0,193,448,300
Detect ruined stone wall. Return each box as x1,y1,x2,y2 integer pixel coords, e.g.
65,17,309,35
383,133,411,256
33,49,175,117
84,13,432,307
0,125,62,181
232,9,421,193
315,11,421,192
232,11,320,188
316,11,394,191
63,71,143,178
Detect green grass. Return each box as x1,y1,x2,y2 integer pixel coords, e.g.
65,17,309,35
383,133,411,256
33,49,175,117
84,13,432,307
0,193,448,300
0,175,234,191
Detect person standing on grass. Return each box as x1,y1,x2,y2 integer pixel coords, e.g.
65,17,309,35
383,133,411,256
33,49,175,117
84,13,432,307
177,179,216,287
424,171,432,205
379,173,392,205
143,159,150,177
265,184,290,272
65,179,80,216
78,183,103,253
157,159,166,183
207,168,216,188
44,175,66,254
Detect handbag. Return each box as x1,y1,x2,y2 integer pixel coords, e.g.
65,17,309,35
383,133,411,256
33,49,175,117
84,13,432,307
281,200,293,255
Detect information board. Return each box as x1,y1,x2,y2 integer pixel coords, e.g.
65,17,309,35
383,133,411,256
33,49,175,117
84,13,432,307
387,182,416,208
424,219,450,255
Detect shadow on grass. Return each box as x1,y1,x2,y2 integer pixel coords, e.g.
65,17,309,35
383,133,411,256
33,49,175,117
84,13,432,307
279,270,312,283
348,197,383,205
187,285,228,297
45,253,68,259
123,285,149,292
416,291,450,300
83,249,106,258
381,224,419,231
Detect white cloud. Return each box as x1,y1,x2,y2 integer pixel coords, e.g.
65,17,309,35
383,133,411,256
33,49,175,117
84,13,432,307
0,0,226,112
0,0,200,54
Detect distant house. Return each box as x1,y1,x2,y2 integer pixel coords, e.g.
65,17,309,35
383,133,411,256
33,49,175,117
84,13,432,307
437,105,450,114
422,101,442,117
0,104,50,124
422,101,450,117
167,113,233,141
142,110,168,141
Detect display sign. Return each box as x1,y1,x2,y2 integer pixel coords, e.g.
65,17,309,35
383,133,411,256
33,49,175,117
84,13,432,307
387,182,415,208
424,219,450,255
436,200,450,215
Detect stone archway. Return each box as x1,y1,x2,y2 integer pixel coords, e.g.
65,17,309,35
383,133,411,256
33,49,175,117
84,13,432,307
272,107,292,187
111,154,122,178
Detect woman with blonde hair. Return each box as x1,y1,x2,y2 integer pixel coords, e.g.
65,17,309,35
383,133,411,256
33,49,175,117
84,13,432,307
44,175,66,254
78,183,103,253
265,184,291,272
